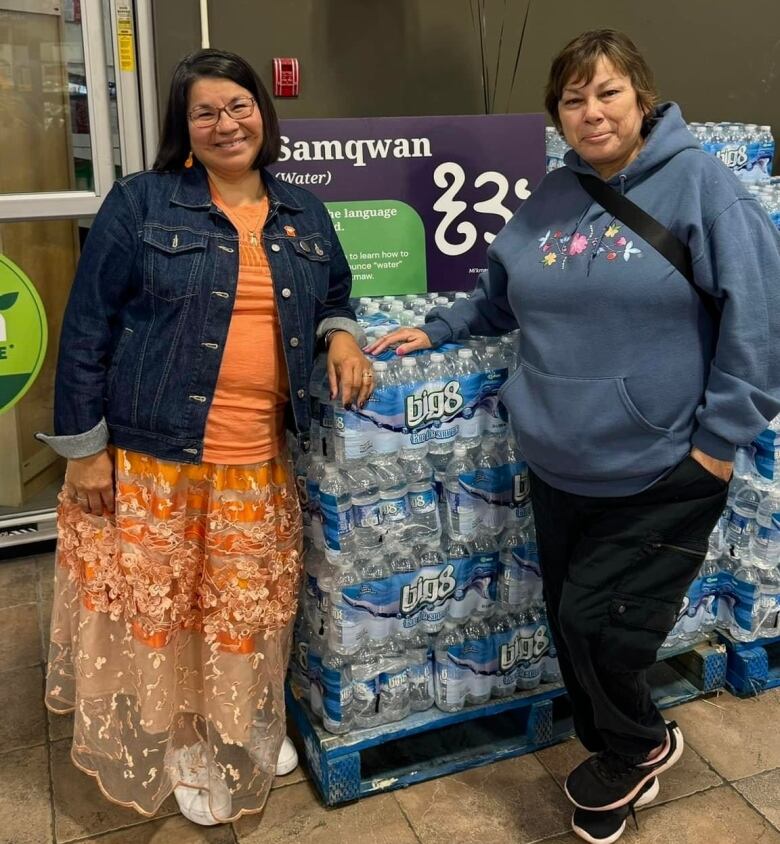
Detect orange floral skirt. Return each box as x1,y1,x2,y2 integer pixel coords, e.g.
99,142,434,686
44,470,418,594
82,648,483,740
45,447,303,820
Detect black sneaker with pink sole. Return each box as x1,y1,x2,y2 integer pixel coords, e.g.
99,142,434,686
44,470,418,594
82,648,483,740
565,722,683,812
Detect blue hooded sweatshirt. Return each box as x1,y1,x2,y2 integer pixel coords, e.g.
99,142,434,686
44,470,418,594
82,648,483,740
423,103,780,497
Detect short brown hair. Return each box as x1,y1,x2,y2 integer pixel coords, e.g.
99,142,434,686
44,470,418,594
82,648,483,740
544,30,659,133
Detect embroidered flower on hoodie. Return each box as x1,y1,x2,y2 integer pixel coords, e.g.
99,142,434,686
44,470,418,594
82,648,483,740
567,233,589,255
539,222,642,268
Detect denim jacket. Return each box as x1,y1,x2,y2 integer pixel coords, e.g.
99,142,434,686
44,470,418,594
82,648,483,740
36,164,362,463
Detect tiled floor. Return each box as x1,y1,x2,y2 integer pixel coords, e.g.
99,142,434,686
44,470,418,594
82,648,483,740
5,549,780,844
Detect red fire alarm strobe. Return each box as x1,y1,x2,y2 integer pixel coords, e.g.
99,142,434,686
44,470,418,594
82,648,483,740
273,58,300,97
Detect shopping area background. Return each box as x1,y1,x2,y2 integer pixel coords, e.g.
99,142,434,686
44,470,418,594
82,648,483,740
289,124,780,735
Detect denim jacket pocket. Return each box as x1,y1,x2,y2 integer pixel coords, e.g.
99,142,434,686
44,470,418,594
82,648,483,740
143,225,208,301
288,234,330,302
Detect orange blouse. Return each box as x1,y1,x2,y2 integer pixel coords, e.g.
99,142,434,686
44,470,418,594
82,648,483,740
202,187,289,464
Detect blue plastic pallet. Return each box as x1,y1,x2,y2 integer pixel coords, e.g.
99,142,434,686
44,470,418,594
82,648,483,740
288,638,726,806
717,630,780,697
653,636,728,700
286,682,572,806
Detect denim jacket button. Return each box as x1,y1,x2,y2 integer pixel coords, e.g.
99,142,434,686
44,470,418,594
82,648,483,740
289,337,299,348
297,388,306,399
271,243,281,252
281,288,292,299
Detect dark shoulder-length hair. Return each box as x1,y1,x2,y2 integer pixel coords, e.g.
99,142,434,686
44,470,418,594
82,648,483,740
153,48,281,171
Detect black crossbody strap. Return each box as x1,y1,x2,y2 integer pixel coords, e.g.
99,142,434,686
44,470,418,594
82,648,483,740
575,172,720,324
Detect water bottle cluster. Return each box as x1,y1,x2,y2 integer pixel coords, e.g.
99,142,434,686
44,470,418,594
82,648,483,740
545,122,777,226
661,416,780,649
289,294,561,734
687,122,775,184
544,127,570,173
747,180,780,231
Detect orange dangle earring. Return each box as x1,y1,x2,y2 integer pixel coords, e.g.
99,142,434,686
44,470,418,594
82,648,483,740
184,151,194,168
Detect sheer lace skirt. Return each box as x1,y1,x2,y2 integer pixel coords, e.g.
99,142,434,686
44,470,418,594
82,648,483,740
45,448,303,821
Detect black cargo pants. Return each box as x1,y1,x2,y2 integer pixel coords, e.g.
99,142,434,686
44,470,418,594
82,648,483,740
530,455,728,759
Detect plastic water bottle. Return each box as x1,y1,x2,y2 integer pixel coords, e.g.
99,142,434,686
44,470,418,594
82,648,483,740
371,451,413,534
481,344,509,437
289,616,311,698
320,648,354,735
328,560,366,655
757,564,780,637
498,518,539,609
469,529,499,617
378,636,410,724
462,616,492,704
398,355,425,443
727,473,762,559
514,605,543,690
445,442,479,540
453,349,481,456
319,465,355,555
358,544,393,646
699,549,721,635
344,461,383,541
407,630,435,712
369,361,401,454
351,643,382,729
539,605,562,683
425,351,457,520
434,621,468,712
488,610,517,697
306,451,327,550
444,534,474,623
751,484,780,569
418,541,451,634
398,444,441,544
730,555,762,642
388,541,421,638
473,441,507,536
307,633,324,717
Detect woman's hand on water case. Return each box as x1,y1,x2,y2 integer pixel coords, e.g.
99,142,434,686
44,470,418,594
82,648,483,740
364,327,433,357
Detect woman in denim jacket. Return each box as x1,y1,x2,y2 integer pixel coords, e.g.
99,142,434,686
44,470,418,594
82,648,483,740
38,49,372,826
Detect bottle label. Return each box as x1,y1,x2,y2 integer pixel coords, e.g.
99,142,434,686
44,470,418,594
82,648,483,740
446,486,478,535
447,552,498,619
319,491,354,551
321,665,353,725
332,360,506,458
435,658,468,704
461,466,511,530
409,487,437,515
381,493,411,522
353,500,383,528
329,601,364,650
353,677,380,705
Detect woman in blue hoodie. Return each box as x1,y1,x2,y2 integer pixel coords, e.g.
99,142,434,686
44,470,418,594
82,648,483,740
368,29,780,844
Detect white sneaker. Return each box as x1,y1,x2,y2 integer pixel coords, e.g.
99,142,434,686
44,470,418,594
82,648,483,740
168,742,232,826
275,736,299,776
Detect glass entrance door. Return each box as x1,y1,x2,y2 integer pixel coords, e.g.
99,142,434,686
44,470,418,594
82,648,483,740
0,0,155,549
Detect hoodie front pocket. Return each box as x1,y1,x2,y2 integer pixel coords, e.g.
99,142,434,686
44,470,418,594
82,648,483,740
499,364,674,482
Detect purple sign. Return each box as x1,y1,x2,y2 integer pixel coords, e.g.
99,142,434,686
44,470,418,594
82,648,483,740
270,115,545,294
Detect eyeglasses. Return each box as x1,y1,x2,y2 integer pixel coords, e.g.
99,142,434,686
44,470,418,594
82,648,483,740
188,97,256,128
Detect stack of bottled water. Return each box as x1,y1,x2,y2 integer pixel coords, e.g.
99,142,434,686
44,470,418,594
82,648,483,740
748,181,780,231
687,122,774,184
661,416,780,649
289,294,560,735
545,127,570,173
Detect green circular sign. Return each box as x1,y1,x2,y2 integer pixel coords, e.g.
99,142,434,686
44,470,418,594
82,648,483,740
0,255,47,414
